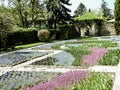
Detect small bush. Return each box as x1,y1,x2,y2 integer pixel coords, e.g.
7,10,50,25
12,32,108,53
37,29,50,42
0,14,13,48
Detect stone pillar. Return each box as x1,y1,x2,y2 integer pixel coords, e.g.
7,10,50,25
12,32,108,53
89,23,96,36
81,27,86,37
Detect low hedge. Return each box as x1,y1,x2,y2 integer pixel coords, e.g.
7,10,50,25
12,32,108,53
5,28,39,47
58,24,79,40
0,25,79,48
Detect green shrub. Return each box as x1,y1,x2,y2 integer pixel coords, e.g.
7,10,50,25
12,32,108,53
6,27,39,47
37,29,50,42
0,14,13,48
58,24,79,40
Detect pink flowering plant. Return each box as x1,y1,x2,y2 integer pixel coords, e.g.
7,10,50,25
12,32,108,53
82,47,108,66
25,70,89,90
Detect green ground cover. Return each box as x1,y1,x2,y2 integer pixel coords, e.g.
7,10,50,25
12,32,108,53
68,72,113,90
0,71,60,90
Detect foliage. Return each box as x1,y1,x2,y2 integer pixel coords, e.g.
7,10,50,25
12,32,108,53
74,12,103,21
58,24,79,39
101,0,113,19
25,70,89,90
67,40,117,48
6,27,39,47
0,4,9,14
0,14,13,48
114,0,120,34
7,0,46,27
68,72,113,90
27,0,46,27
82,48,108,66
8,0,29,27
0,71,60,90
52,40,118,66
74,2,87,16
99,49,120,65
46,0,71,29
65,46,91,66
37,29,50,42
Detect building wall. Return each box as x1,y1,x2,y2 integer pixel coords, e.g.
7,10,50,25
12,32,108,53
106,22,116,35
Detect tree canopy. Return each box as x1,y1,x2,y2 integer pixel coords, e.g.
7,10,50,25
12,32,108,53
101,0,113,19
46,0,71,29
74,2,87,16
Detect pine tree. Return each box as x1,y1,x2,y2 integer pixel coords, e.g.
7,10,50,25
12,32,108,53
46,0,71,29
101,0,113,19
74,2,87,16
114,0,120,34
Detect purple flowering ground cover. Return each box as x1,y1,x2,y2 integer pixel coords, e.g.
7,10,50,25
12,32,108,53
82,47,108,66
24,70,89,90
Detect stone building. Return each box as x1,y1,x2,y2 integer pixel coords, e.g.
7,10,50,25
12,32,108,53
74,13,104,37
106,19,116,35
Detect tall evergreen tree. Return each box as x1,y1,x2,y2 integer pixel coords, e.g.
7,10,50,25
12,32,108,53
46,0,71,29
74,2,87,16
114,0,120,34
101,0,113,19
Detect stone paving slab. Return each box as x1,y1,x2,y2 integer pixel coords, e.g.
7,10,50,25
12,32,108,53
15,67,87,73
88,65,117,73
112,71,120,90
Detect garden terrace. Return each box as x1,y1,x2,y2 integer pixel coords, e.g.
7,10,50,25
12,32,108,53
0,36,120,90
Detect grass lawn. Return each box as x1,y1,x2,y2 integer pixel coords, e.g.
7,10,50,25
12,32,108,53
0,42,45,54
15,42,45,49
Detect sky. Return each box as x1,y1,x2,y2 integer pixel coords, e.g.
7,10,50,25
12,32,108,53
69,0,115,15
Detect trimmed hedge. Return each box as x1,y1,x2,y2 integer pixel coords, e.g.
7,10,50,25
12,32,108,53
58,24,79,40
5,28,39,48
0,25,79,48
38,29,50,42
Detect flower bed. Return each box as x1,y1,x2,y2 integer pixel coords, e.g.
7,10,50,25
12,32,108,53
68,72,113,90
25,71,113,90
51,40,120,66
82,48,108,66
99,49,120,65
0,71,60,90
31,51,74,66
0,51,51,66
25,70,89,90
